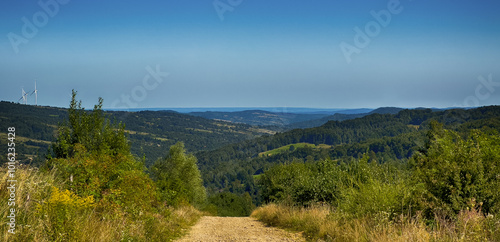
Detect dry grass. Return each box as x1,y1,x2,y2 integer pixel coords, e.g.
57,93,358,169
0,165,203,242
251,203,500,242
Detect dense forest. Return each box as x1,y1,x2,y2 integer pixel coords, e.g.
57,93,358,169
195,106,500,206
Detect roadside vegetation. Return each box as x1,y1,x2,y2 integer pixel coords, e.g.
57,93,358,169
1,91,206,241
0,166,202,241
252,121,500,241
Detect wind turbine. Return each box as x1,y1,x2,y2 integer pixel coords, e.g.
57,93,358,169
18,88,28,104
30,81,38,105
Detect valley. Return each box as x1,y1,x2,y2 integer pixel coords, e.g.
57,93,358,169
2,100,500,241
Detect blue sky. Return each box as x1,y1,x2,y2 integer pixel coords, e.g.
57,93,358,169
1,0,499,109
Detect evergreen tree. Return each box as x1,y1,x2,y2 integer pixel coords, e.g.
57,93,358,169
51,90,129,159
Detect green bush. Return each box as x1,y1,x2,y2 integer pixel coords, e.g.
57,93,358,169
412,121,500,218
207,192,254,216
46,92,159,216
151,142,206,207
259,156,409,218
258,161,313,205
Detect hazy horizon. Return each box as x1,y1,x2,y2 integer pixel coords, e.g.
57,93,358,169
3,100,483,113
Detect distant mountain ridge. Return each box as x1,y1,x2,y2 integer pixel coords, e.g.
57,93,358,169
0,100,456,167
186,107,455,130
189,110,328,127
188,108,381,128
106,107,371,114
105,107,431,129
286,107,404,129
289,107,451,129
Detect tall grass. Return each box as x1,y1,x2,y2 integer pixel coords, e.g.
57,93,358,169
252,203,500,241
0,165,202,241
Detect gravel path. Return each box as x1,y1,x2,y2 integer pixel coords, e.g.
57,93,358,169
175,216,305,242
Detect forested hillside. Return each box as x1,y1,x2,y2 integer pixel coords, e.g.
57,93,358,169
287,107,405,129
188,107,403,130
252,122,500,240
189,110,327,127
196,106,500,205
0,101,272,166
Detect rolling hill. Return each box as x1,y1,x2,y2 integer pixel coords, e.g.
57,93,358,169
188,108,376,128
189,110,328,127
0,101,274,166
194,106,500,204
287,107,405,129
189,107,405,130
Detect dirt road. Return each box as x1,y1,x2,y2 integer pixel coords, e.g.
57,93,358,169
175,216,305,242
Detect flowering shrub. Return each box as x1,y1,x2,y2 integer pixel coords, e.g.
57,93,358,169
36,186,94,240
